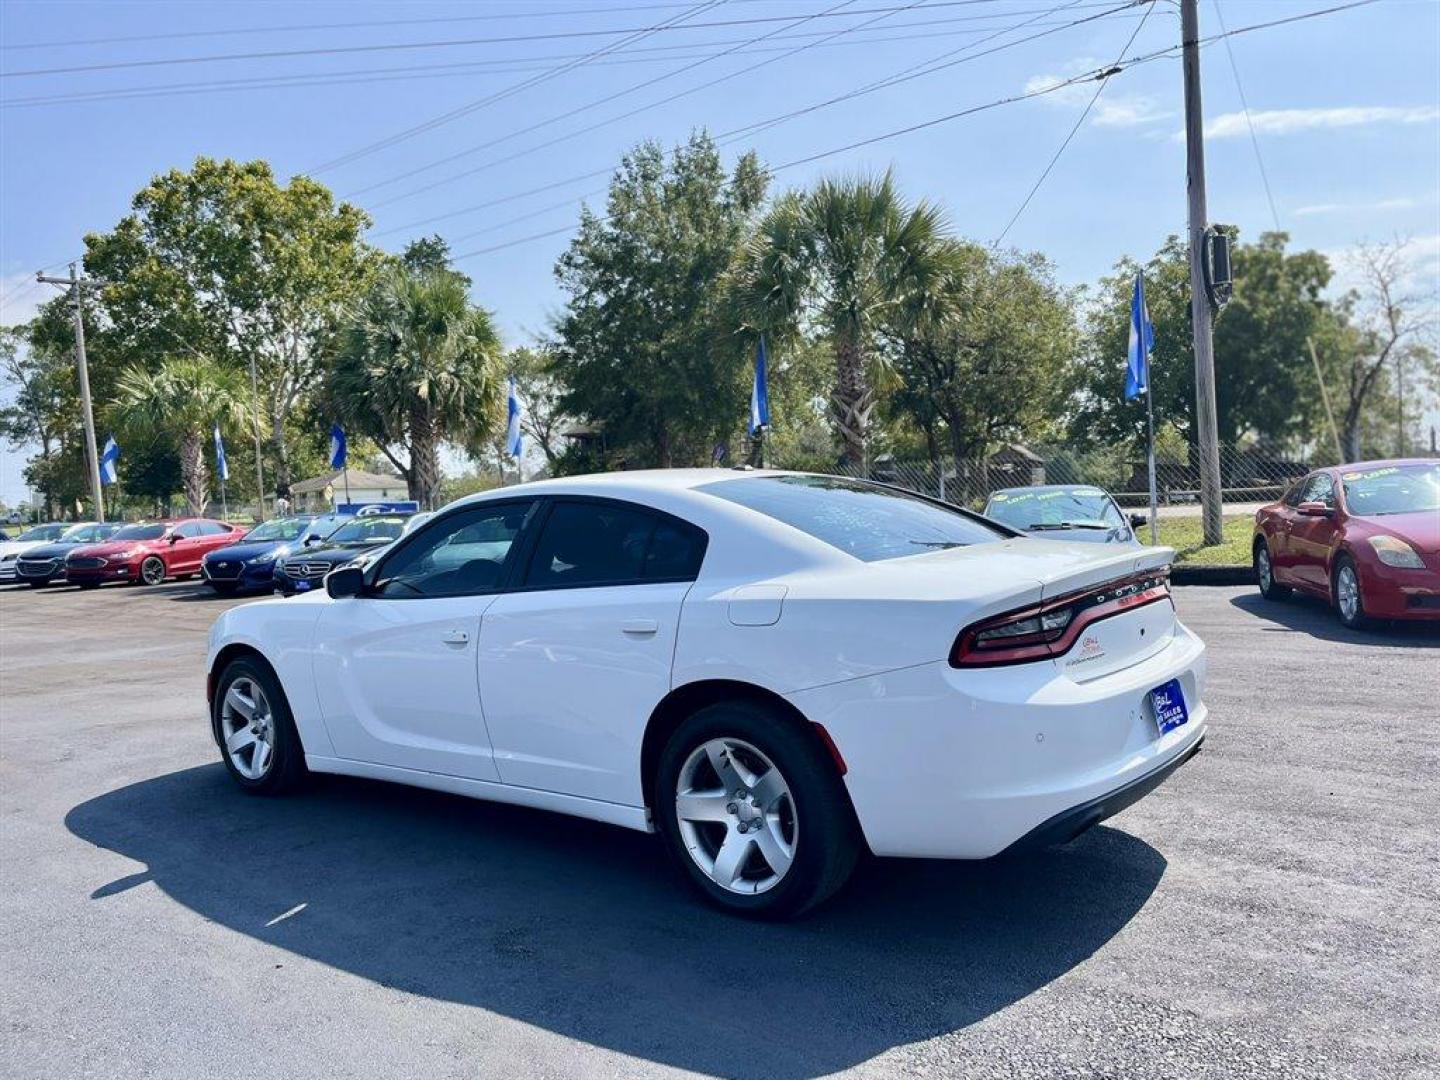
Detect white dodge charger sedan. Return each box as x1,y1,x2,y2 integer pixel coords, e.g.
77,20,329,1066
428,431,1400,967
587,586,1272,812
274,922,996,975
206,470,1206,918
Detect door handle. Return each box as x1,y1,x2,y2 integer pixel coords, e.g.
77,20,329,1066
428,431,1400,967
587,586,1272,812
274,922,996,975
621,618,658,636
442,629,470,645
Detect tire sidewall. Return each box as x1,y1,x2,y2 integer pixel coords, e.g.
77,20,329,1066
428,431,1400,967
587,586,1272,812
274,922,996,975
1255,539,1287,599
654,701,849,919
213,656,306,794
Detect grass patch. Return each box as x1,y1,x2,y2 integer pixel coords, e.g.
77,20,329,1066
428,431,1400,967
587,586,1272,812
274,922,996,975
1141,514,1253,566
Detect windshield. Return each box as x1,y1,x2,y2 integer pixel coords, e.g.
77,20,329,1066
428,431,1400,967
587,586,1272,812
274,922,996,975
985,488,1124,531
700,474,1006,561
1341,464,1440,516
242,517,313,543
110,524,167,542
17,524,67,542
61,523,119,543
327,516,408,545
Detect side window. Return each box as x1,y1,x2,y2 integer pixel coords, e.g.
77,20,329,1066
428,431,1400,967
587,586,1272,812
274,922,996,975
372,502,531,599
173,522,200,539
524,501,699,589
199,521,230,536
1303,473,1336,507
643,519,706,580
1282,478,1308,507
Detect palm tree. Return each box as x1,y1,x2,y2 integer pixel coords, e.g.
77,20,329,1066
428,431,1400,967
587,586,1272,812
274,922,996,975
735,172,956,465
329,266,503,508
114,358,249,516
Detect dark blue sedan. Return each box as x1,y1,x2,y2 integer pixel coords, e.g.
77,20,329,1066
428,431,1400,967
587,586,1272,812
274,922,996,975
982,485,1145,545
201,516,324,594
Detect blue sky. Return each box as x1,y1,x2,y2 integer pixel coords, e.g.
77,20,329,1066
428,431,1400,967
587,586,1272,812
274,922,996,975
2,0,1437,505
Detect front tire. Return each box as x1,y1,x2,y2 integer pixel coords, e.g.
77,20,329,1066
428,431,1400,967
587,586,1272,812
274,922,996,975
1333,555,1369,630
654,700,859,919
212,657,308,794
139,556,166,586
1255,539,1290,600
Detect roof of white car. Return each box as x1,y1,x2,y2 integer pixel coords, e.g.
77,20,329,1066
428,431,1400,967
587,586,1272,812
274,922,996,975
454,467,794,505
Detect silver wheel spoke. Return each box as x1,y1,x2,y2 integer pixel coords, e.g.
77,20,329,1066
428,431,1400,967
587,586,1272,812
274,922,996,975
224,686,256,723
252,740,272,776
704,741,747,792
751,819,794,878
711,831,753,886
676,790,731,823
225,727,256,753
750,767,787,810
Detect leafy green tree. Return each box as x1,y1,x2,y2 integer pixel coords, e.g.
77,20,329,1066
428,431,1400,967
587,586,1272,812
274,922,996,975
883,245,1077,468
84,157,378,490
1073,230,1340,450
327,266,505,509
505,345,568,469
0,324,73,517
734,171,954,465
551,133,768,467
112,358,251,515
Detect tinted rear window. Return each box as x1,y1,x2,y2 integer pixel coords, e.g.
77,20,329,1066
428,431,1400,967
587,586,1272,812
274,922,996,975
699,475,1007,561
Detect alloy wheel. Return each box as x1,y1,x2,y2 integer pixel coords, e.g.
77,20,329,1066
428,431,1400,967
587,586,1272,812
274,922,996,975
1257,547,1272,591
1337,564,1360,623
220,676,275,780
675,737,797,895
140,557,165,586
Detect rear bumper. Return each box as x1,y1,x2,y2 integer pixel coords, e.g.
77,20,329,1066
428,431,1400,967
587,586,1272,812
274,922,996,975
787,618,1208,859
1003,736,1204,852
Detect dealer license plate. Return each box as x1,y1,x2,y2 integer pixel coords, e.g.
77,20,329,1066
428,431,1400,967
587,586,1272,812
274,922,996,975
1149,679,1188,736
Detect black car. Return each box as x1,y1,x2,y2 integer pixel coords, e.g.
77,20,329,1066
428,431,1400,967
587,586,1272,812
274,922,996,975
272,513,411,595
14,522,125,586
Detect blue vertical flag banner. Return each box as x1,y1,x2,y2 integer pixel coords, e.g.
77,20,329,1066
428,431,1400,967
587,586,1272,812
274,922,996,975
213,424,229,483
99,435,120,486
1124,272,1154,401
329,423,347,470
505,378,524,458
749,335,771,435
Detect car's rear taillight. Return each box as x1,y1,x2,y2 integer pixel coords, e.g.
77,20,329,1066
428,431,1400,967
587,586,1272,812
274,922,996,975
950,569,1171,667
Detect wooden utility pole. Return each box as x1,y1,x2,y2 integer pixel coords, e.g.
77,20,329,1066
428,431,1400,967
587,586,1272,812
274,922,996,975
37,263,104,521
1181,0,1225,545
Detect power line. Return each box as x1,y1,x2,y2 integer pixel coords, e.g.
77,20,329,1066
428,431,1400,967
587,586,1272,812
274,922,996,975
0,2,708,51
352,0,927,207
1210,0,1281,231
2,7,1125,110
0,1,1042,79
991,0,1156,246
372,0,1123,231
303,0,727,177
445,0,1379,261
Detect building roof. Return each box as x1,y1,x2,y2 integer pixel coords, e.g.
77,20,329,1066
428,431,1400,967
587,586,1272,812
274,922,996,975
290,468,406,494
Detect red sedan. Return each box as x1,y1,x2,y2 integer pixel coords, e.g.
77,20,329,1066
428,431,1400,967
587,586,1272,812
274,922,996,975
65,518,242,588
1253,459,1440,628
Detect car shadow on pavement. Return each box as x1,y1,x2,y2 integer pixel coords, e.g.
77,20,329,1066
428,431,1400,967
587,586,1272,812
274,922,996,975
67,766,1166,1079
1229,592,1440,647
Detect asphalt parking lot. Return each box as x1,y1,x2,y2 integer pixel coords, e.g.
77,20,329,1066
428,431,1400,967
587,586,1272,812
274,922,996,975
1,580,1436,1079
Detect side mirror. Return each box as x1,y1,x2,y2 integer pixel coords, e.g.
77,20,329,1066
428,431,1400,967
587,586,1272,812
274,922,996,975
1129,513,1148,528
326,564,365,599
1297,501,1333,517
304,534,322,546
168,534,180,544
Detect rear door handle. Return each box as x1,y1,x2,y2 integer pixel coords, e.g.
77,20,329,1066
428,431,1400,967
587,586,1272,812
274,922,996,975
442,629,470,645
621,618,658,636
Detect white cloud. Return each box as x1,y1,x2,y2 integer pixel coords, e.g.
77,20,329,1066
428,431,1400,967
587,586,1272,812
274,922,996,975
1197,105,1440,141
1294,197,1429,218
1024,68,1172,130
1321,235,1440,303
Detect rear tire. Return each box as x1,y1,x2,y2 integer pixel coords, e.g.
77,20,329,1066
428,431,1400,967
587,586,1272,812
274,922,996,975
1255,539,1290,600
212,656,308,795
1333,555,1369,630
654,700,859,920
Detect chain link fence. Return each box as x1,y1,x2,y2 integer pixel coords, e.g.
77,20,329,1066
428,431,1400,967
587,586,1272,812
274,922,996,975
808,442,1439,511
